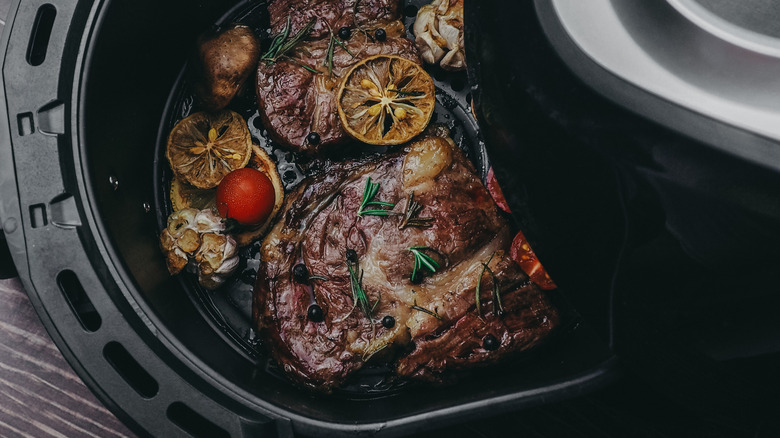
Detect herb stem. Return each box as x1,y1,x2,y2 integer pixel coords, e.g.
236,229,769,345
475,253,496,317
346,250,376,320
358,177,395,217
399,192,434,229
409,246,439,282
411,298,442,320
262,17,315,64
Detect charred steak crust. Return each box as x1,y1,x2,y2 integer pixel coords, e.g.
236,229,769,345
256,0,420,154
253,135,559,390
268,0,402,40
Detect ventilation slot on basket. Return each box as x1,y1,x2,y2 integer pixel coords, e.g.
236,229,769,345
26,4,57,66
56,270,101,331
29,204,47,228
17,112,34,136
167,402,229,438
103,342,158,398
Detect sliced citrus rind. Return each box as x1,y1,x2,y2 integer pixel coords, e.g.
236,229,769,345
169,145,284,246
337,55,435,145
166,110,252,189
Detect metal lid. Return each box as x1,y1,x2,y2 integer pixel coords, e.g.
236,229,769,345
540,0,780,172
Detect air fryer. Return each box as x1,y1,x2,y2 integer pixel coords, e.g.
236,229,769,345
2,0,779,437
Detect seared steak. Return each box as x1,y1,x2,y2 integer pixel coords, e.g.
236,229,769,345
253,133,559,390
268,0,402,40
257,0,420,154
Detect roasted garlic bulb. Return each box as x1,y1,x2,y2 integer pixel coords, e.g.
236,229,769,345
414,0,465,71
159,208,239,289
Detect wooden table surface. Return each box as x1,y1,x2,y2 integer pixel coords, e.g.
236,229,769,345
0,278,135,438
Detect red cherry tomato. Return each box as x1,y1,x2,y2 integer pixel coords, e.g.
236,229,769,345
216,168,276,226
486,167,511,213
510,230,557,290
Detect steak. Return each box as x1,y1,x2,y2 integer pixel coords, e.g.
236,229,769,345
268,0,402,40
253,133,559,390
256,0,420,155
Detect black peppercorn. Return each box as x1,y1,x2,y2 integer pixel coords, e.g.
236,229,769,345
307,131,321,145
307,304,324,322
374,28,386,42
382,315,395,328
483,334,499,351
338,26,352,40
293,264,309,283
346,249,358,263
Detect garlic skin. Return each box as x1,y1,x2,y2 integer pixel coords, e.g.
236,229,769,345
159,208,239,289
196,233,240,290
414,0,465,71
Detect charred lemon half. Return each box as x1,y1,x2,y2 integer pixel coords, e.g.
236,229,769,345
166,110,252,189
337,55,435,145
169,145,284,246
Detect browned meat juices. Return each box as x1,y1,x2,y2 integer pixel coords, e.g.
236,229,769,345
254,133,559,390
256,0,420,154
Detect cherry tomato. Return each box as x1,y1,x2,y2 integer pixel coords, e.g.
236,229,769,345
510,230,557,290
486,167,511,213
216,168,276,226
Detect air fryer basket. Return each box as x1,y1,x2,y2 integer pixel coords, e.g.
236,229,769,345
0,0,617,437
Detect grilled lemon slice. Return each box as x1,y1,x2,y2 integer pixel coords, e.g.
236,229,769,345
166,110,252,189
337,55,435,145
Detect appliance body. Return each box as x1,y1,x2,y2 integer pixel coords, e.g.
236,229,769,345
467,1,780,430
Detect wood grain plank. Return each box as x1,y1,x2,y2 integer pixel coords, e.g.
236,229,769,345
0,278,136,438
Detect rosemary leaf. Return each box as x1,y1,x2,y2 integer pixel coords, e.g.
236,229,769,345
262,17,315,64
346,250,376,320
261,16,291,61
482,263,504,316
332,36,356,58
399,192,434,230
475,253,496,317
411,298,442,320
409,246,440,282
358,177,395,217
281,55,319,73
359,209,392,216
325,36,335,77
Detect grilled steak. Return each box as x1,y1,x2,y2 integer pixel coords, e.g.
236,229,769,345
253,133,559,390
268,0,402,40
257,0,420,154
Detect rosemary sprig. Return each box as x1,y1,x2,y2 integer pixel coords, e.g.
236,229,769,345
332,34,356,58
409,246,439,282
485,264,503,316
358,177,395,217
262,17,315,64
262,16,291,62
346,250,377,320
475,253,503,317
281,55,319,73
324,32,335,77
411,298,442,320
323,31,356,78
386,89,425,98
398,192,434,229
